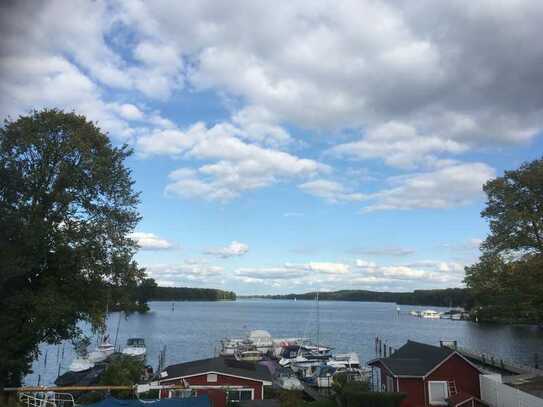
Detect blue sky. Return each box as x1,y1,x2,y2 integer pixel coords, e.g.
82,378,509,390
2,0,543,294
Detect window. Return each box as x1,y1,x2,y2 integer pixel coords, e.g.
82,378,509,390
169,389,194,399
428,381,449,405
227,389,253,403
207,373,218,383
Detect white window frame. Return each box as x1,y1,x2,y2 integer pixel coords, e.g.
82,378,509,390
207,373,218,383
386,375,394,392
226,388,254,403
428,381,449,405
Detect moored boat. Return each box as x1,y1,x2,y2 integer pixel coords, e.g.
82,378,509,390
420,309,440,319
122,337,146,359
235,349,263,362
88,336,114,363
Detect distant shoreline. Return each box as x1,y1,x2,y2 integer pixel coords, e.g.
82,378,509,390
238,288,472,309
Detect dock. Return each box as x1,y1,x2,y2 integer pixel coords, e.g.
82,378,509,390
442,343,543,376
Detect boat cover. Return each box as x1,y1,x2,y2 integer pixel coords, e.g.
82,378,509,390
86,395,211,407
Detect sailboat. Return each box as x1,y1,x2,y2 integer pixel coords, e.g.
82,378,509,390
88,334,114,363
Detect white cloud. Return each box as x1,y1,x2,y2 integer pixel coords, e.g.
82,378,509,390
361,162,495,211
140,120,329,201
130,232,174,250
354,259,464,284
299,179,364,203
351,247,415,257
302,262,351,274
330,121,468,169
116,104,145,121
146,262,224,286
205,241,249,258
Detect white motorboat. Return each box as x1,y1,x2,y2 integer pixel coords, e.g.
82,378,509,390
68,357,95,372
88,336,114,363
235,350,263,362
219,338,245,356
421,310,441,319
327,352,360,370
410,310,420,317
122,337,146,359
248,330,273,353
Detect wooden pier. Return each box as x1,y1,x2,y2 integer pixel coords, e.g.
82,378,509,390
442,343,543,376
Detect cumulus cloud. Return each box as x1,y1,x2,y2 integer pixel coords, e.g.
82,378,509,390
361,162,495,211
232,257,465,291
329,121,468,169
146,261,224,286
354,259,464,284
205,241,249,258
129,232,174,250
350,247,415,257
299,179,364,203
144,121,329,201
116,0,543,149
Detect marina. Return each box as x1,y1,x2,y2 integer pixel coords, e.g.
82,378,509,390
25,300,543,388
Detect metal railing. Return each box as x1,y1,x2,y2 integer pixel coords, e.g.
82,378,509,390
19,392,75,407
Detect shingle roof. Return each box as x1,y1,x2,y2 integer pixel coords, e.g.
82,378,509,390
162,357,272,383
369,340,455,377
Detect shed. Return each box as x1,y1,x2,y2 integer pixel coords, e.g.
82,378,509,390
368,341,484,407
158,357,272,407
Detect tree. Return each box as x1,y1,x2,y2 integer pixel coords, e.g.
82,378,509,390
465,157,543,323
0,109,144,387
481,157,543,256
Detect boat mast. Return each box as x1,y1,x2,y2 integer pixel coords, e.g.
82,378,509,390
316,290,319,350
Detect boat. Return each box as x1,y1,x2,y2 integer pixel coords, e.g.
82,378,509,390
451,313,462,320
420,310,441,319
327,352,360,370
235,349,263,362
88,335,114,363
122,337,146,359
409,310,420,317
248,330,273,353
273,367,303,390
68,357,95,372
219,338,246,356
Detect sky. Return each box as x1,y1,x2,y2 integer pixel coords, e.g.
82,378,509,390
1,1,543,294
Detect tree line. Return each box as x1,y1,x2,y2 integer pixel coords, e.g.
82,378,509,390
245,288,473,308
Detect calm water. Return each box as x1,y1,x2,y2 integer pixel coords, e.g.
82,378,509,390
25,299,543,385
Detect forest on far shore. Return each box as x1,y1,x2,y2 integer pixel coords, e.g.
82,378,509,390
241,288,472,309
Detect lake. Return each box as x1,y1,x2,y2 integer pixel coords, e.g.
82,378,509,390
25,299,543,386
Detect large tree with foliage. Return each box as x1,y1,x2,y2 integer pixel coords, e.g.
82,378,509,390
0,109,144,387
465,157,543,323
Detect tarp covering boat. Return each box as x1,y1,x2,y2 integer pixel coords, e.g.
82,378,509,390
85,395,211,407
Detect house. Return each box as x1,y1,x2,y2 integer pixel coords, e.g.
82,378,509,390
368,341,486,407
157,357,273,407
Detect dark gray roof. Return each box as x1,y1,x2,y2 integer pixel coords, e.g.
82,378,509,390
370,340,455,377
163,357,272,383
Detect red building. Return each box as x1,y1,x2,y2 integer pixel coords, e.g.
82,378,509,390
368,341,486,407
157,357,272,407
